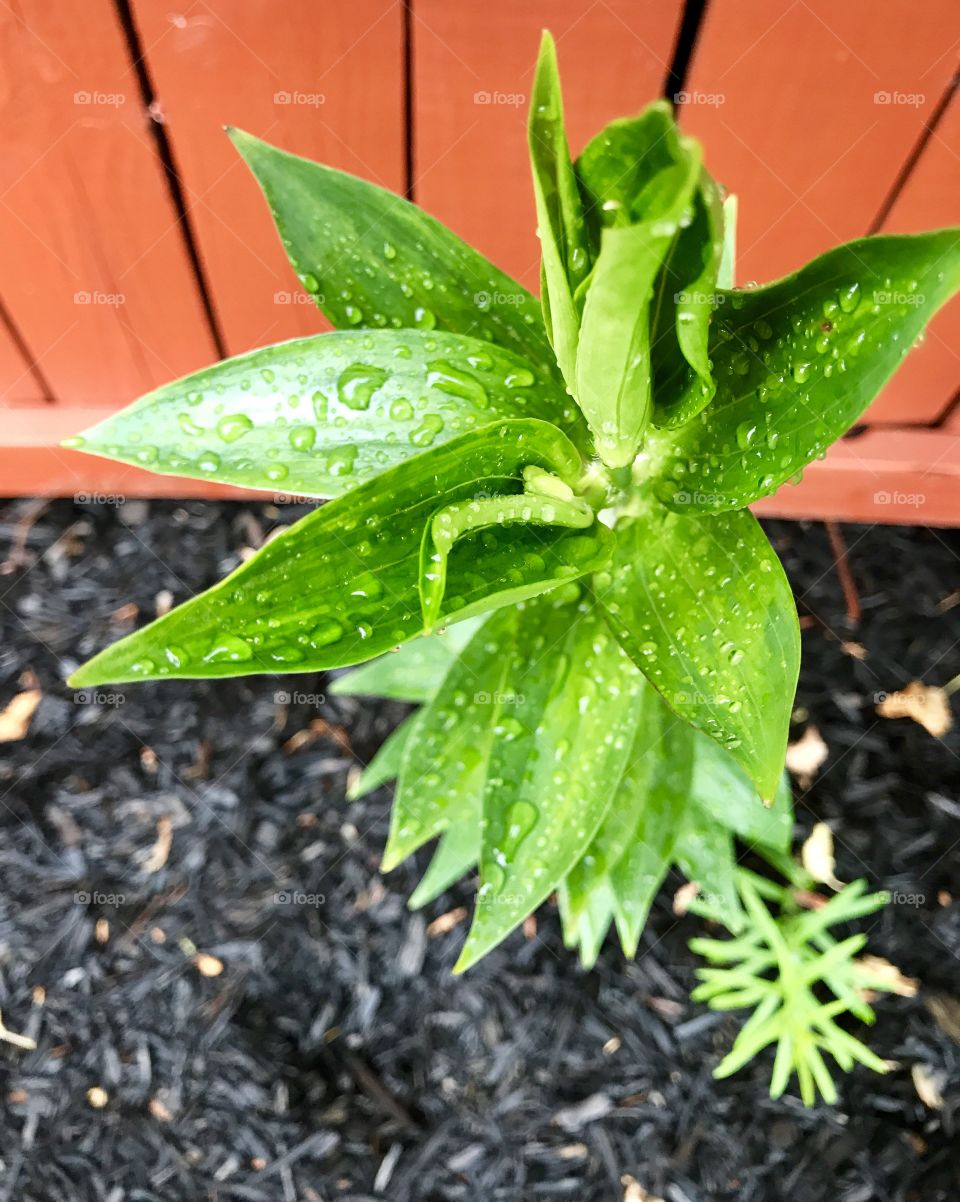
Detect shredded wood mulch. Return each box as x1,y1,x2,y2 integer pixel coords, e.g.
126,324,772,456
0,498,957,1202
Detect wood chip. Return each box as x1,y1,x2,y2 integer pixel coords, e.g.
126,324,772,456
426,908,467,937
0,689,42,742
786,725,828,789
801,822,843,890
876,681,952,738
841,640,868,660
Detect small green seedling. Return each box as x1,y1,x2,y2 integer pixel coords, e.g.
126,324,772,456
66,33,957,1101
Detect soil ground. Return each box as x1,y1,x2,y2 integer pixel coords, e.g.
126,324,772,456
0,497,957,1202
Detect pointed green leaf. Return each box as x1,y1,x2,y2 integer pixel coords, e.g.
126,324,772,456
228,128,558,376
674,810,743,928
558,877,616,970
562,677,658,921
655,229,960,512
651,171,725,427
382,609,517,870
419,491,594,629
348,713,419,800
455,596,645,972
70,421,612,686
528,31,590,386
331,617,484,703
599,508,799,802
66,330,580,499
408,820,480,910
610,713,693,956
690,735,794,854
574,110,702,466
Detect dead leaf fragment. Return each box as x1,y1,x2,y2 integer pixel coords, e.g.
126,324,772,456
672,880,700,916
786,726,828,789
622,1177,665,1202
193,953,224,977
911,1062,945,1110
426,907,467,937
0,690,41,742
0,1009,36,1051
801,822,843,891
855,955,918,998
877,682,952,738
143,816,173,873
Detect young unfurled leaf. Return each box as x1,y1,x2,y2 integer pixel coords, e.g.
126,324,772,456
382,609,518,871
599,509,799,802
228,128,558,376
657,229,960,513
455,595,646,972
419,491,594,630
331,617,485,703
528,32,590,388
717,195,737,290
69,421,611,686
651,171,725,427
67,331,580,499
575,108,702,466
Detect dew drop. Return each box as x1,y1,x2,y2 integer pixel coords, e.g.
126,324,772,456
217,414,254,443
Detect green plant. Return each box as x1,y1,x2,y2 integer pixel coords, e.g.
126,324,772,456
688,870,895,1105
66,34,957,1098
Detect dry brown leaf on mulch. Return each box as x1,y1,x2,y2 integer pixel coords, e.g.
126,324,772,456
622,1177,665,1202
801,822,843,891
786,725,828,789
876,681,952,738
0,690,42,743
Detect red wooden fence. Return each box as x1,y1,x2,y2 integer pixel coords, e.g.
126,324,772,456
1,1,958,523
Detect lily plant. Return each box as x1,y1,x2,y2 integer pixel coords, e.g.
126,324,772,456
65,34,958,1102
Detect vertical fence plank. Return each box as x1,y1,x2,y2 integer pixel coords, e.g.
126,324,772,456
130,0,406,357
868,91,960,424
680,0,958,284
413,0,685,291
0,1,217,406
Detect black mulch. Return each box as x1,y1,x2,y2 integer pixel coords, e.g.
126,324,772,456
0,497,958,1202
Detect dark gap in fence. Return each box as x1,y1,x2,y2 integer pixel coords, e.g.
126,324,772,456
113,0,228,360
869,71,958,234
402,0,416,201
0,298,56,404
932,384,960,428
664,0,711,104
